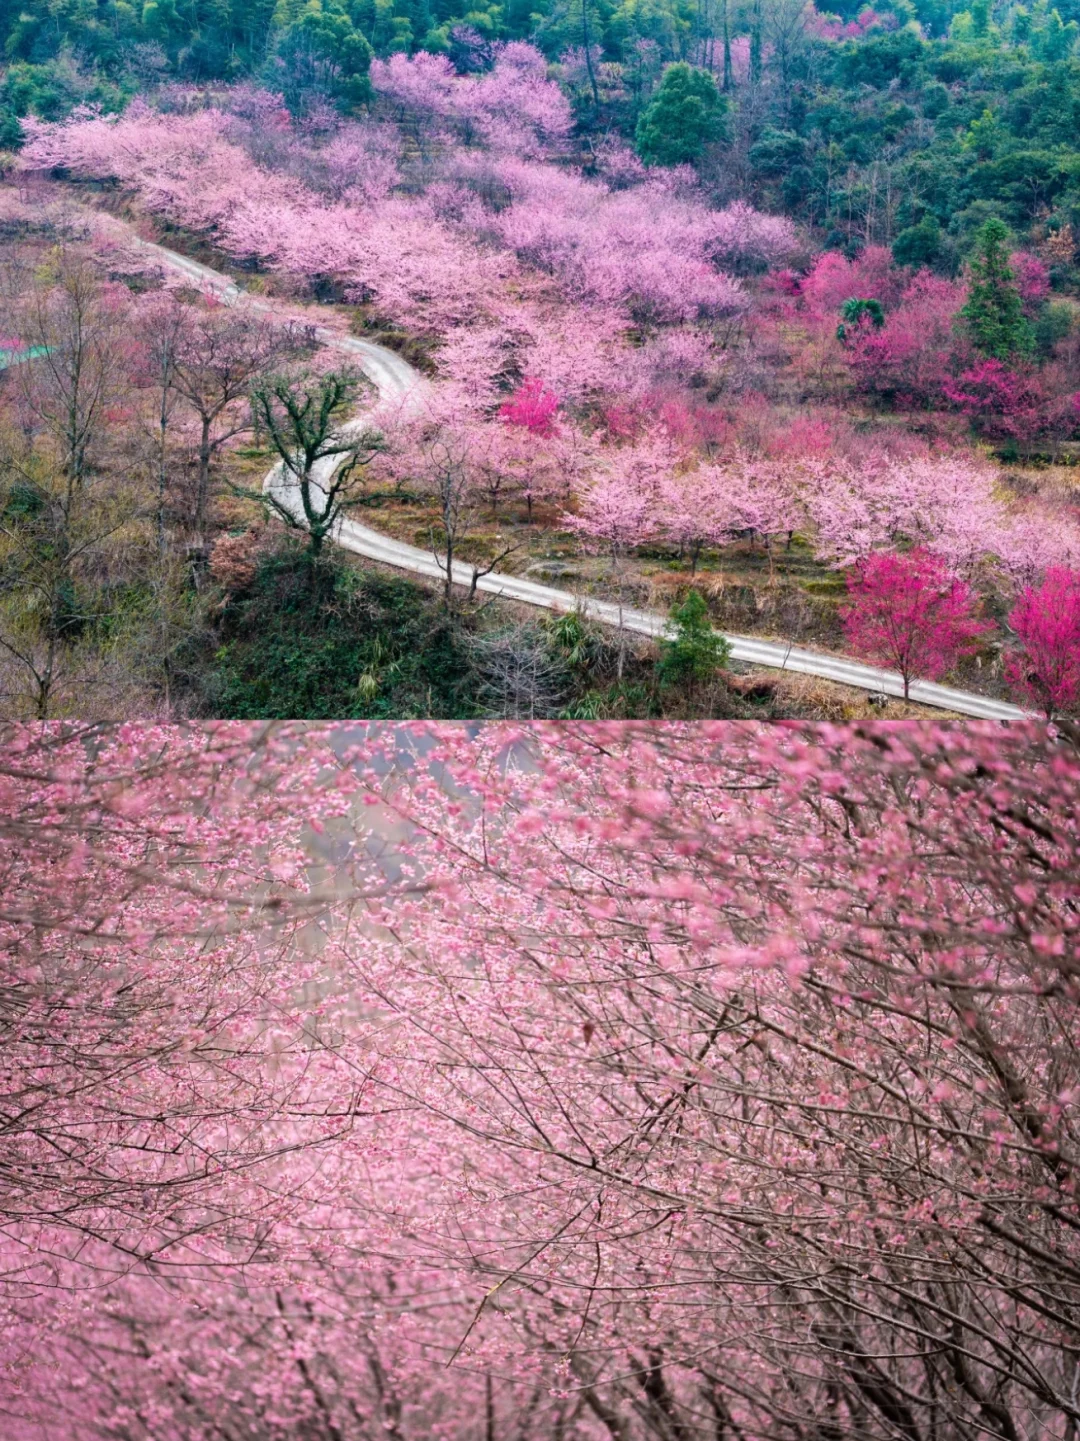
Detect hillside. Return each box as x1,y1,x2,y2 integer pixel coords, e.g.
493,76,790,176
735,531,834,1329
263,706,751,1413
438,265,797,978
2,5,1080,719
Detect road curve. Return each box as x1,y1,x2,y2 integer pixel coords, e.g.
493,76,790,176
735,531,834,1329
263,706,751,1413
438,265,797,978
133,234,1027,721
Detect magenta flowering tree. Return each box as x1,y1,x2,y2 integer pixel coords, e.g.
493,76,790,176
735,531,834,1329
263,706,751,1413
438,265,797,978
1010,250,1051,316
1007,566,1080,717
842,546,991,696
944,358,1049,446
780,247,965,406
489,389,569,520
843,271,967,405
498,375,560,435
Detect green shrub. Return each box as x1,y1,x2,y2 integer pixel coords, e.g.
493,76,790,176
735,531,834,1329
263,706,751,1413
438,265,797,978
190,544,483,718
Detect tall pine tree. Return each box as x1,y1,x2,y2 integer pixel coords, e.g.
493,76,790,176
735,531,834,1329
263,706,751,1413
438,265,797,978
962,218,1034,361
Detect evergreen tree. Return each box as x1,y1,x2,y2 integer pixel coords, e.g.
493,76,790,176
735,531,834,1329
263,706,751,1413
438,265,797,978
273,0,374,110
635,63,727,167
892,216,944,270
962,218,1034,360
656,589,731,696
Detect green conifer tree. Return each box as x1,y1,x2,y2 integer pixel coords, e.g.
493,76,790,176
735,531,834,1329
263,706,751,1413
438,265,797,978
962,218,1034,360
635,63,727,167
656,590,731,698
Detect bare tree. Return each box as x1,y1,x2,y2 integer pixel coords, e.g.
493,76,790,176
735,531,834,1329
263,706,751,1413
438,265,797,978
763,0,812,91
135,292,194,554
168,306,308,539
469,623,569,718
417,425,521,609
16,251,125,500
0,452,138,718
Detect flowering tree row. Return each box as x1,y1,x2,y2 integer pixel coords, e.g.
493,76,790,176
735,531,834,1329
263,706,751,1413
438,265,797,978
18,85,795,376
385,379,1080,583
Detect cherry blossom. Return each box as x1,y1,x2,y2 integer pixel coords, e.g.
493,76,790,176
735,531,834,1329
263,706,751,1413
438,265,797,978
842,546,990,695
1007,565,1080,716
5,722,1080,1441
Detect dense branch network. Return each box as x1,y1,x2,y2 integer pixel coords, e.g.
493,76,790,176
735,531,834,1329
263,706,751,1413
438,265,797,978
1,722,1078,1441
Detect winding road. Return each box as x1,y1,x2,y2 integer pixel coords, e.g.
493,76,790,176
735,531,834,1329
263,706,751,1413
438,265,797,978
133,233,1027,721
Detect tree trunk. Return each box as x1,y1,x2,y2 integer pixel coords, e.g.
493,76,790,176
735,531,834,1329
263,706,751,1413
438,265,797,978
443,526,455,607
35,631,57,721
750,0,763,84
158,402,169,556
196,416,212,539
582,0,601,109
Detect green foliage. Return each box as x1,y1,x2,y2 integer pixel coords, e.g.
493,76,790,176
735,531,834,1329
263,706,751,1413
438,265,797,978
273,0,374,109
544,607,604,672
248,367,381,553
962,217,1034,359
748,127,807,176
892,215,945,268
656,589,731,692
834,28,925,87
196,544,747,720
836,296,886,341
1034,298,1074,353
635,62,726,166
0,56,131,143
195,543,483,718
3,480,46,519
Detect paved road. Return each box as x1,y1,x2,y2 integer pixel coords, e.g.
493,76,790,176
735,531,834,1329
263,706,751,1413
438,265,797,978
134,234,1027,720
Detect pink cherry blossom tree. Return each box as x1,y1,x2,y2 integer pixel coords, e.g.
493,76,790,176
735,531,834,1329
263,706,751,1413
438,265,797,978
563,433,672,670
1007,566,1080,717
715,449,805,574
565,463,657,569
806,451,1005,575
842,546,991,696
371,43,572,158
564,429,674,573
0,723,373,1297
312,721,1080,1441
653,466,734,571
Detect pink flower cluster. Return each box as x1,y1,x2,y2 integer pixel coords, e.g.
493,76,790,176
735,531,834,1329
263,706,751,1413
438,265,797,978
17,92,800,442
371,42,572,157
6,722,1080,1433
567,434,1080,579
